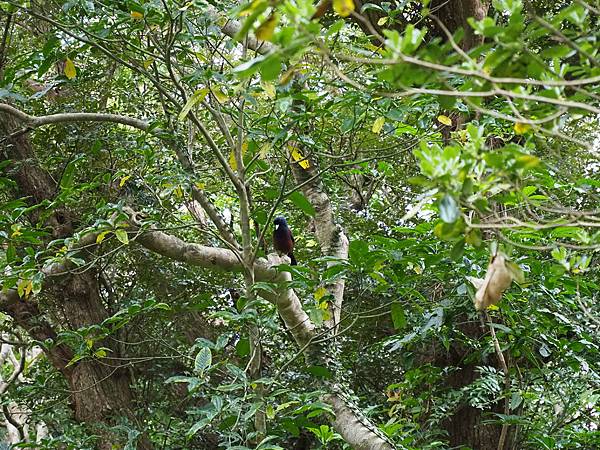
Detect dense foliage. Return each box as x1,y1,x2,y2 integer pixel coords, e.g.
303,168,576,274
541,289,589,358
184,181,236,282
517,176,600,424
0,0,599,449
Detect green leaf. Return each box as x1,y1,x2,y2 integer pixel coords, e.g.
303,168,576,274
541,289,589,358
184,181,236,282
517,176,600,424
195,347,212,375
390,303,406,330
306,365,332,378
115,229,129,245
450,239,465,260
506,261,525,284
60,159,77,189
187,418,211,439
236,338,250,357
288,191,315,217
6,244,16,263
259,55,282,81
348,239,369,265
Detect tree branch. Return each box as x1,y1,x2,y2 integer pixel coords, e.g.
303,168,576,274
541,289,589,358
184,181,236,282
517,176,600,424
0,102,239,249
289,146,349,329
132,227,315,346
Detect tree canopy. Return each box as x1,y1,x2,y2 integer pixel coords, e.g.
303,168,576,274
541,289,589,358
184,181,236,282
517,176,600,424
0,0,599,449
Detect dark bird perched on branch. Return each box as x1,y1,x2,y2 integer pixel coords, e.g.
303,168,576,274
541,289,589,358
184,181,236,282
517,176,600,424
273,216,297,265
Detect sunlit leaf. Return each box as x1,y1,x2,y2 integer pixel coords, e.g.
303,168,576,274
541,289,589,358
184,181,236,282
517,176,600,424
143,58,154,69
279,67,295,85
259,142,271,158
119,175,131,187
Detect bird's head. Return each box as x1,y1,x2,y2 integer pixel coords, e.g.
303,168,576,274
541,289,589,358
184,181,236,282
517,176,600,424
274,216,288,229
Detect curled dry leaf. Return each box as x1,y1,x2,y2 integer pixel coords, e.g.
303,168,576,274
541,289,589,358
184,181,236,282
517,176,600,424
468,253,514,311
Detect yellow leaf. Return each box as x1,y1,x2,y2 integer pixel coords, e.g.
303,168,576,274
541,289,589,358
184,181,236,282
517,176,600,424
179,88,209,121
195,182,206,190
262,81,276,99
516,154,540,168
377,17,388,26
259,142,271,159
179,1,194,12
119,175,131,187
25,280,33,297
174,186,183,198
143,58,154,69
131,11,144,20
255,13,278,41
319,300,329,310
64,58,76,80
211,87,228,104
372,116,385,134
333,0,355,17
514,122,531,134
17,279,28,298
279,68,295,85
96,230,111,244
322,308,331,321
314,286,327,301
289,144,310,169
455,129,468,142
437,115,452,126
229,141,248,171
10,229,22,238
239,0,266,17
266,404,275,420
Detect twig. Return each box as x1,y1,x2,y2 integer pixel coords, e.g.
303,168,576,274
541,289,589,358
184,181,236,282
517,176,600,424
484,311,511,450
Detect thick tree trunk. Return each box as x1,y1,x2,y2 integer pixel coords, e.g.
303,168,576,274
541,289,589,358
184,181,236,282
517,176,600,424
433,0,490,49
1,112,150,449
423,3,505,448
437,325,505,449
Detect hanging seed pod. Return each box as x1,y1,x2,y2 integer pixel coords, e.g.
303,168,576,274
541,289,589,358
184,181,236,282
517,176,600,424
468,253,518,311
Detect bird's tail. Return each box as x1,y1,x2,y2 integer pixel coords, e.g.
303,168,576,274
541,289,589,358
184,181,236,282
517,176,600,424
289,252,297,266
